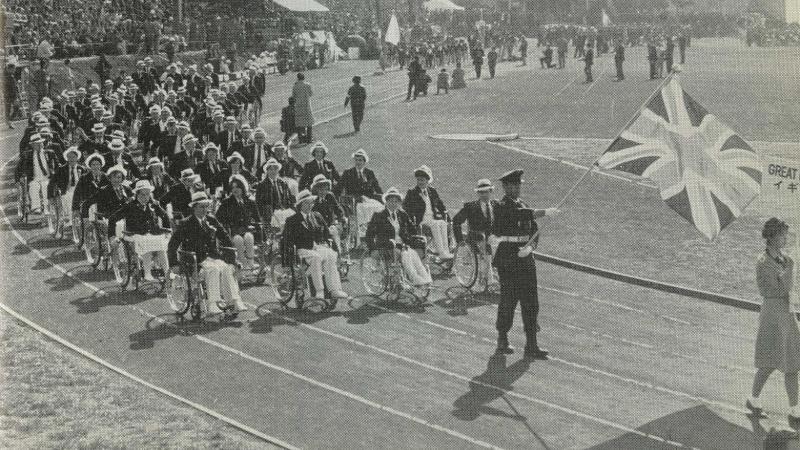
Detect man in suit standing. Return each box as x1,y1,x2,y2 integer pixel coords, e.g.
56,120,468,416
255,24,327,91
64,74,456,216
168,191,246,315
283,190,349,303
405,56,423,101
217,116,239,158
299,142,339,191
292,72,314,144
245,127,272,179
402,165,453,260
490,169,559,359
614,41,625,81
452,178,497,247
344,76,366,133
581,43,594,83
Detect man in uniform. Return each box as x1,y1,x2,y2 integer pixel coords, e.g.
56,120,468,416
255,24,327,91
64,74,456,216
581,43,594,83
344,76,366,133
490,169,559,359
614,41,625,81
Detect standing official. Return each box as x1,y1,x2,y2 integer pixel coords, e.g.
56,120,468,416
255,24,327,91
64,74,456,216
581,44,594,83
490,170,559,359
292,73,314,144
614,42,625,81
345,76,366,133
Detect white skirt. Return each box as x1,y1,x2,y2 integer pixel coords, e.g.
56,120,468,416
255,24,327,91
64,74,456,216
125,233,170,254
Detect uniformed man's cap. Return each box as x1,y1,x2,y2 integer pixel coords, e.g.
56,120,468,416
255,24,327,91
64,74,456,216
498,169,524,184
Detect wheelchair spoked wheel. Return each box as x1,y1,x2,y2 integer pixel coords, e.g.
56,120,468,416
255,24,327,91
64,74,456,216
87,226,107,270
360,253,387,297
453,241,479,289
119,241,136,291
271,258,298,309
169,273,193,319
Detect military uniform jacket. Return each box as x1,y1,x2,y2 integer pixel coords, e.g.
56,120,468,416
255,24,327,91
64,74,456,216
254,177,295,222
299,159,339,191
216,195,260,237
334,167,382,201
403,186,447,226
452,199,498,242
167,214,233,267
491,195,543,267
365,208,418,251
283,211,330,253
108,199,170,238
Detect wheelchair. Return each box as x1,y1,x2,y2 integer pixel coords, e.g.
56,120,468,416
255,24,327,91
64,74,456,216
82,210,113,271
418,213,456,275
338,194,382,259
453,231,498,293
228,223,272,286
16,176,30,224
169,247,241,323
118,230,171,292
360,237,432,305
270,242,338,313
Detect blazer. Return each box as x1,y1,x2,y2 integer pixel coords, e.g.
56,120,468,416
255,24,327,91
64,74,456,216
451,199,498,243
215,130,239,157
276,156,303,179
365,208,419,251
103,152,142,180
161,183,193,218
167,214,233,266
155,133,181,161
84,183,132,218
312,192,345,226
73,172,109,213
299,159,339,191
254,177,295,223
49,163,87,198
15,149,57,182
402,186,447,226
283,211,330,253
334,167,383,201
148,173,177,206
195,159,228,193
215,168,256,195
216,195,261,237
108,199,170,238
243,142,273,177
166,151,196,179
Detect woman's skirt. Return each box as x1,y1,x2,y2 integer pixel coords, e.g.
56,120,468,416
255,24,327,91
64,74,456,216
754,296,800,372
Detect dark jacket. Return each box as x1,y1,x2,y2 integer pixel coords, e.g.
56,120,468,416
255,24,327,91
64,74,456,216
161,183,193,218
195,159,228,193
73,172,109,214
243,142,272,178
83,183,132,218
491,195,543,267
254,177,295,223
365,208,419,251
49,163,87,199
215,168,256,195
283,210,330,254
15,149,57,182
451,199,498,243
334,167,382,201
402,186,447,226
167,214,233,266
103,152,142,180
108,199,170,238
312,192,345,226
216,195,260,237
299,159,339,191
148,173,177,206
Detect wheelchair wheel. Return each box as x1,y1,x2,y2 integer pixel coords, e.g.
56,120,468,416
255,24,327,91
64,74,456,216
360,252,387,296
88,226,106,270
303,298,329,313
271,257,298,308
454,241,479,289
475,257,497,294
169,273,192,316
119,241,136,290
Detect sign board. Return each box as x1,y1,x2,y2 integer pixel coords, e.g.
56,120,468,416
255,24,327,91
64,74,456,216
761,156,800,222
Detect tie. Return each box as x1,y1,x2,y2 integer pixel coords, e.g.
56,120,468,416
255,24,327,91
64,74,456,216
210,162,216,174
115,187,124,199
228,133,233,147
318,160,324,171
358,170,364,182
37,151,48,176
255,145,262,169
390,212,396,222
70,167,77,186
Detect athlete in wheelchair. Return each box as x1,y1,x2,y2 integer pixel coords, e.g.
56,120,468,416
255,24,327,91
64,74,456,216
334,148,384,250
403,165,455,272
277,189,350,310
167,191,246,320
255,158,296,234
73,153,109,253
15,133,58,228
361,187,433,303
49,146,86,242
216,175,270,284
81,164,132,281
108,180,172,290
451,178,499,292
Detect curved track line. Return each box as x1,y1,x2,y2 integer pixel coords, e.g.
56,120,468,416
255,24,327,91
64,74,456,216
0,302,299,450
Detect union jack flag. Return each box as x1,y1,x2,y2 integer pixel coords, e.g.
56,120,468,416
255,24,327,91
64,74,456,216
596,75,762,240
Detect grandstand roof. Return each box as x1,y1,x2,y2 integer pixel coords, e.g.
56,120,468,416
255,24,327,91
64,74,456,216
270,0,330,12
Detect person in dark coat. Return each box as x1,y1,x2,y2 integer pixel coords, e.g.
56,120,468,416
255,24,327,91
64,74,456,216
345,76,366,133
217,152,256,196
299,142,339,191
487,47,498,78
647,41,659,80
280,97,296,144
82,164,132,281
144,157,176,207
539,45,555,69
489,169,559,359
402,165,452,260
161,168,199,221
216,175,261,269
452,178,497,245
614,42,625,81
49,146,86,240
472,46,484,79
581,44,594,83
103,138,142,181
254,158,295,229
310,175,345,253
405,56,423,101
195,143,228,195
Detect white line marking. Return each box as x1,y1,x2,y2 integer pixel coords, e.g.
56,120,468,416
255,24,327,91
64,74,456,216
0,302,299,450
553,74,582,97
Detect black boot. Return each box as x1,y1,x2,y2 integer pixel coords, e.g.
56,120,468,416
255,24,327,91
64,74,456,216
495,335,514,355
524,337,549,360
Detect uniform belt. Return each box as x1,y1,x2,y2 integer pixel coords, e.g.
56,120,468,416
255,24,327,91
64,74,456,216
497,236,529,243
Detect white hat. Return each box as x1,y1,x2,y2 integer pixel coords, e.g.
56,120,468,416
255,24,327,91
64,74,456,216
106,164,127,177
28,133,45,145
228,174,250,193
294,189,317,207
383,187,403,203
263,157,282,172
182,134,197,145
203,142,220,154
146,157,164,170
474,178,494,192
63,146,81,160
311,174,332,190
272,140,286,150
188,191,213,207
108,139,125,151
85,153,106,167
91,123,106,133
177,120,190,130
110,130,125,141
149,105,161,114
351,148,368,162
224,115,237,124
253,127,266,137
133,179,154,194
226,152,245,164
310,141,328,156
180,168,197,180
414,165,433,181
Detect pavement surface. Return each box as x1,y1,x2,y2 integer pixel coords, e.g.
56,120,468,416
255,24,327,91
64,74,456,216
2,44,798,449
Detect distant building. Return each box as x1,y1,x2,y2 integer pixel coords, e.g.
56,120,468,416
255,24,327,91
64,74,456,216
749,0,800,23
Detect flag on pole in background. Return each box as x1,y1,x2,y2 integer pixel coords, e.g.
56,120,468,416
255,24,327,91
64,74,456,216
596,75,762,240
385,14,401,46
601,9,611,26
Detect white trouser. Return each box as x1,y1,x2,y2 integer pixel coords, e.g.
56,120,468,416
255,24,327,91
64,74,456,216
140,251,168,277
61,186,76,224
231,232,255,264
421,218,451,257
200,258,243,313
296,244,342,296
399,248,432,285
129,234,169,277
356,198,383,237
329,224,341,253
271,208,294,230
29,177,49,214
281,177,299,196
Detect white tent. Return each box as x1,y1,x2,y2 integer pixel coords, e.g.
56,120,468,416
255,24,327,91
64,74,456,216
422,0,465,11
270,0,329,12
384,13,401,45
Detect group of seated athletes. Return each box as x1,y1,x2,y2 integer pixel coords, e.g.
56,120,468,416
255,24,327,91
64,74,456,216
16,104,505,315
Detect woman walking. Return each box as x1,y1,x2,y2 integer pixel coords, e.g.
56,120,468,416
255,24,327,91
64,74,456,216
747,218,799,427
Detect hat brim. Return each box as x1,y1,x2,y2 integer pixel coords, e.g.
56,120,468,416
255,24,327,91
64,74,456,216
295,195,317,207
414,171,431,180
474,186,494,192
188,199,213,207
312,180,332,189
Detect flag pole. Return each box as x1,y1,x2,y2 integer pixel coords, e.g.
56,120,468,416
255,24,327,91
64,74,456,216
517,70,679,254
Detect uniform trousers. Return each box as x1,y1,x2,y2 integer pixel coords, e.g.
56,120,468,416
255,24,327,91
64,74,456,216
496,255,539,345
297,244,343,295
200,257,244,313
351,106,364,131
29,177,50,214
421,217,452,258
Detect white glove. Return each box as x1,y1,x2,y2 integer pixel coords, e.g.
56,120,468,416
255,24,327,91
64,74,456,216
544,207,561,217
517,245,534,258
